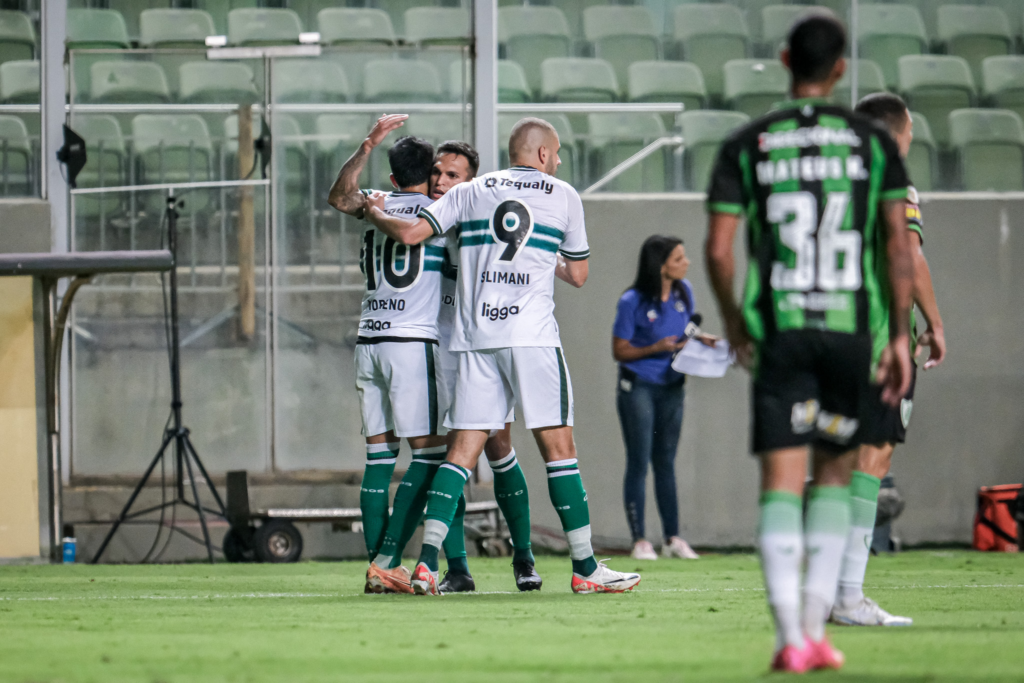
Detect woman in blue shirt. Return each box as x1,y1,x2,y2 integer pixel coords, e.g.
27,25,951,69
612,235,712,561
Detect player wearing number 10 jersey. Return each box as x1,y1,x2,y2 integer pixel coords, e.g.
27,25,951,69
704,16,915,673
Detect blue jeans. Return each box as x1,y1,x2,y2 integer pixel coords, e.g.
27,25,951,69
617,371,684,543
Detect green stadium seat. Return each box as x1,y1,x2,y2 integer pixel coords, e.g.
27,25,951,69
907,111,936,191
628,61,706,109
228,8,302,46
679,110,750,191
835,59,887,107
194,0,258,36
587,112,668,192
723,59,788,120
131,114,214,210
449,60,471,102
0,59,38,104
949,108,1024,191
498,6,572,98
982,56,1024,124
66,9,130,101
583,6,659,96
499,113,578,186
0,114,32,195
857,4,928,89
90,61,171,104
982,0,1022,45
318,9,397,98
937,5,1012,87
497,60,530,104
403,7,471,89
541,57,618,103
72,114,125,219
140,9,216,47
673,4,750,101
907,0,945,40
759,5,836,57
379,0,435,38
273,59,349,104
0,10,35,67
362,60,443,104
899,55,976,148
179,61,258,104
550,0,608,37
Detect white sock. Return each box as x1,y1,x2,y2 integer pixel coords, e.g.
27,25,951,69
372,554,392,569
803,486,852,642
422,518,449,550
758,491,805,651
838,472,881,607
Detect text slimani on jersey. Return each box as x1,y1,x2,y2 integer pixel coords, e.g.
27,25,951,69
484,177,554,194
481,270,530,285
755,155,869,186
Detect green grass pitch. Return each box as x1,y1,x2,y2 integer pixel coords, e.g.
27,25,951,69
0,551,1022,682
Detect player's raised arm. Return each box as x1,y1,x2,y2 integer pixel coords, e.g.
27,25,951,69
327,114,408,217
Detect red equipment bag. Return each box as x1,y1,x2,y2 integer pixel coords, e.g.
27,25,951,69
973,484,1021,552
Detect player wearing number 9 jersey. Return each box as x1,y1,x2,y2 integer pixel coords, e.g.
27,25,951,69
704,16,915,673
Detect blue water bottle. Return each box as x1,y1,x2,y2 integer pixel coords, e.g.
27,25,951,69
62,524,76,563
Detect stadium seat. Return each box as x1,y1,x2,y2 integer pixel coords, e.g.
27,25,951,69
937,5,1012,86
899,55,976,148
0,59,38,104
66,9,130,101
759,5,836,58
982,56,1024,124
678,110,750,191
549,0,608,37
403,7,471,89
541,58,618,103
228,8,302,46
318,9,397,98
856,4,928,89
499,113,578,186
379,0,435,38
498,6,572,98
273,60,349,104
362,60,443,104
90,62,171,104
723,59,788,120
982,0,1023,46
948,108,1024,191
907,111,936,191
583,6,659,96
628,61,706,109
139,9,215,47
587,112,668,192
673,4,750,101
496,60,530,104
72,114,125,219
834,59,887,107
0,114,32,195
179,61,259,104
907,0,945,40
131,114,214,210
0,10,35,67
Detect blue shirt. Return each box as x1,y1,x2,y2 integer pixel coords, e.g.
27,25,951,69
613,281,695,385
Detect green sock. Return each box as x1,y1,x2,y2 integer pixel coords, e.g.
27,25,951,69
360,442,398,561
546,458,598,576
443,494,470,575
418,463,470,572
373,446,446,569
490,449,535,564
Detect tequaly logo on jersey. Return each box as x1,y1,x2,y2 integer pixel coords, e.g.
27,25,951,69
485,177,555,195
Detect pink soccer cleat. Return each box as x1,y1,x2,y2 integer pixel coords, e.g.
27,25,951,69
770,640,815,674
808,636,845,670
410,562,440,596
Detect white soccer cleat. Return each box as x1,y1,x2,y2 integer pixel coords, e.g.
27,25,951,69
572,561,641,594
830,596,913,626
662,537,700,559
630,540,658,560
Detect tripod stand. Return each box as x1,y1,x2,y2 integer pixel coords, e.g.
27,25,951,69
92,192,227,564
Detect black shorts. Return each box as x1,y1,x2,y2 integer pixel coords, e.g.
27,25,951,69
752,331,876,454
863,363,917,445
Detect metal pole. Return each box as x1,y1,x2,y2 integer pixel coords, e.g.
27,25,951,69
473,0,498,173
237,105,256,340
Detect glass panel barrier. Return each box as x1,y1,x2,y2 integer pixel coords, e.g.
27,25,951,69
0,1,41,197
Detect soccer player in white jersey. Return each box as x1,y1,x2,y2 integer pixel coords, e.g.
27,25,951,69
364,117,642,595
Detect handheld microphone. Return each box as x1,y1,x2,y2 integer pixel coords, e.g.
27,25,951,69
682,312,703,340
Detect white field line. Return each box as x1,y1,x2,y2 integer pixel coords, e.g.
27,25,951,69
0,584,1020,602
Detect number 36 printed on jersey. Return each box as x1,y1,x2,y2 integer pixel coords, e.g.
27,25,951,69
769,191,861,292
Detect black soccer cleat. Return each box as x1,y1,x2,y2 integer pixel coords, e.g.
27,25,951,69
513,560,543,592
438,571,476,594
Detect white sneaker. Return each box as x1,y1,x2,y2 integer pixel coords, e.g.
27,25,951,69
572,561,641,594
830,596,913,626
662,537,700,559
630,540,658,560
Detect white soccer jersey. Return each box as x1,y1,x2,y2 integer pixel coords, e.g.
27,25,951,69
419,166,590,351
358,190,446,340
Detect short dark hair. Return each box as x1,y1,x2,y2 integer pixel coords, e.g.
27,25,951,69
855,92,911,138
787,15,847,84
629,235,688,304
387,135,434,188
436,140,480,178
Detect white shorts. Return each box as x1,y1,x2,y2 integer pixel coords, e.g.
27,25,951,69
445,347,573,431
355,340,443,438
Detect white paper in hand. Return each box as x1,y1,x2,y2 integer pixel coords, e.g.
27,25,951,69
671,340,733,378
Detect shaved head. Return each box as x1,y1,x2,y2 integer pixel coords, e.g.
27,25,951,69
508,117,560,176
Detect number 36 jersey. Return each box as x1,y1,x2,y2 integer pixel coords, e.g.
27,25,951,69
707,100,909,343
419,166,590,352
358,191,446,341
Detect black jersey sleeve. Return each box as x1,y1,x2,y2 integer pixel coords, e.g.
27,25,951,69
876,131,910,202
706,137,745,216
